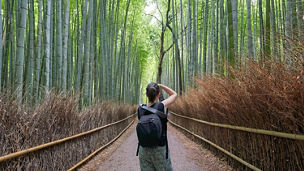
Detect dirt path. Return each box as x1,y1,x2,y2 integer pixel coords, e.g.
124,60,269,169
80,123,231,171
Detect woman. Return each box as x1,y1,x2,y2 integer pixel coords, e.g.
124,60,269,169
137,83,177,171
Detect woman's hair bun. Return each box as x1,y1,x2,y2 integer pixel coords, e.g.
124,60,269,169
146,83,160,102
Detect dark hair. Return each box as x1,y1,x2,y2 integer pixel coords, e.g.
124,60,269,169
146,83,160,102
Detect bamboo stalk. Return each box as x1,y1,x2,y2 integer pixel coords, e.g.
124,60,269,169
170,112,304,141
0,114,136,163
68,119,135,170
168,119,261,171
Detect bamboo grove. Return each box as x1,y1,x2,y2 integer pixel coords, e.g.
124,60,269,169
0,0,303,105
154,0,303,94
0,0,145,106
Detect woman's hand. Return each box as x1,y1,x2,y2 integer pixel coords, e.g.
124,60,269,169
158,84,177,108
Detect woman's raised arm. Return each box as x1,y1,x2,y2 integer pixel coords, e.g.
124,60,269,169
158,84,177,108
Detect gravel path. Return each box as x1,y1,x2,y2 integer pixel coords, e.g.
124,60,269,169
80,123,231,171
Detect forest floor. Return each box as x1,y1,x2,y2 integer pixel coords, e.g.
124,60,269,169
79,122,232,171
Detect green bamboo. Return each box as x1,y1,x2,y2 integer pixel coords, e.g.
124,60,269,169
56,0,63,91
16,0,27,103
83,0,93,106
44,0,51,94
247,0,254,58
34,0,43,103
26,0,35,102
227,0,235,68
63,0,70,93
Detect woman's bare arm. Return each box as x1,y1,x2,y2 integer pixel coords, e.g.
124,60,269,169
158,84,177,108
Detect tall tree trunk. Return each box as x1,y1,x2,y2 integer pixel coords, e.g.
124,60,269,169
67,23,73,90
9,0,16,92
276,0,282,61
252,6,257,59
270,0,277,59
26,0,35,102
62,0,70,93
92,0,97,102
297,0,303,40
50,0,55,89
239,0,245,65
227,0,235,67
157,0,172,84
169,0,182,94
202,0,209,73
56,0,63,91
3,1,9,89
259,0,265,63
198,1,203,74
112,0,120,99
83,0,93,105
232,0,238,66
186,0,192,79
76,0,88,93
117,0,130,100
247,0,254,58
108,0,115,100
125,20,134,102
157,3,165,83
209,0,215,73
16,0,27,103
192,0,197,74
219,0,226,73
45,0,51,94
285,0,292,64
99,0,106,99
180,0,185,91
34,0,42,103
265,0,271,59
214,0,218,74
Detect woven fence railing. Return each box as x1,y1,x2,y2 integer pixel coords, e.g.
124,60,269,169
170,112,304,140
68,118,135,170
0,113,136,170
169,111,304,170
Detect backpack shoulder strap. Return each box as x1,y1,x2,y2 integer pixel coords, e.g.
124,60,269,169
140,105,167,119
137,106,141,119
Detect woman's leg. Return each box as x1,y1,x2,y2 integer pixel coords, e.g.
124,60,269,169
139,146,155,171
152,146,173,171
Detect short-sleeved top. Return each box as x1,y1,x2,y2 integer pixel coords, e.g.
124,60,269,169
137,102,168,146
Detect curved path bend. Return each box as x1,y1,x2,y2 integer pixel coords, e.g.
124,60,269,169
80,123,231,171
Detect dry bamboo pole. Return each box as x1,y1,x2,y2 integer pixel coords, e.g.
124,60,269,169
170,112,304,141
168,119,261,171
0,114,136,163
68,119,135,170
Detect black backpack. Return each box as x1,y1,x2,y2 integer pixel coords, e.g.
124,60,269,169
136,104,168,158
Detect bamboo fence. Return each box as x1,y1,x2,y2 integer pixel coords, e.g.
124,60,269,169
170,112,304,140
168,119,261,171
169,111,304,170
68,119,135,170
0,113,136,165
